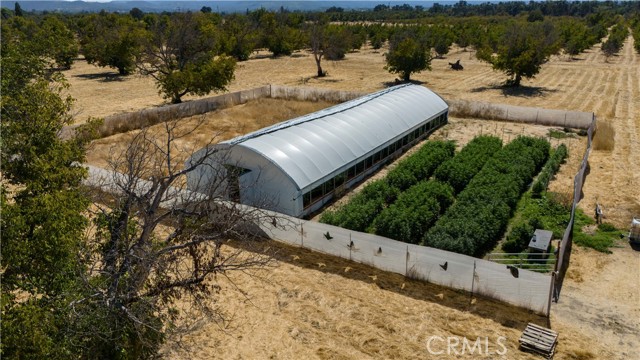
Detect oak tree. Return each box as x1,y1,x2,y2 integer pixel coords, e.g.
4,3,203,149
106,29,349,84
138,12,236,103
477,21,560,86
384,30,432,82
78,13,146,75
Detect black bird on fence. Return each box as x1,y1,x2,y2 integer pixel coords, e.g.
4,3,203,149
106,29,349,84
449,60,464,71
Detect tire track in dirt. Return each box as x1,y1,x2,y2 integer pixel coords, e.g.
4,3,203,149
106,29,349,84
545,66,581,111
581,35,640,226
439,64,497,95
592,68,617,120
619,35,640,215
563,67,597,111
622,33,636,65
574,66,607,114
584,47,600,62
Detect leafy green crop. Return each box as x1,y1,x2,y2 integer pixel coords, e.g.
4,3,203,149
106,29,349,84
371,180,454,244
434,135,502,193
532,143,568,198
423,136,550,257
320,140,455,231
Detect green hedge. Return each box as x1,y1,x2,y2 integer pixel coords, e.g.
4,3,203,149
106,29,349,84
386,140,455,191
531,143,568,198
319,180,398,232
434,136,503,193
320,140,455,231
423,136,550,257
371,180,454,244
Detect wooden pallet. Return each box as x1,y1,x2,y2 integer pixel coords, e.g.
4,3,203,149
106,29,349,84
519,323,558,359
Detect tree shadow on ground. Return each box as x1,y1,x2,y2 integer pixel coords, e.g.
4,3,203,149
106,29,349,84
314,77,342,83
471,84,558,98
229,237,549,332
74,72,127,82
382,79,425,88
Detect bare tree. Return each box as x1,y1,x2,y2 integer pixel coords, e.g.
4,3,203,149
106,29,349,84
309,17,329,78
71,119,278,358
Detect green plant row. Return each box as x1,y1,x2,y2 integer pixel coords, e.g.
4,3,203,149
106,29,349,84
434,135,503,194
370,136,501,244
502,144,568,254
320,140,455,231
423,136,550,257
385,140,456,191
319,179,398,232
370,180,455,244
531,143,568,198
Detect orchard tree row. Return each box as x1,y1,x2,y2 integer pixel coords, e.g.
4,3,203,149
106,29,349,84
633,15,640,54
2,5,636,104
602,18,630,60
322,1,640,21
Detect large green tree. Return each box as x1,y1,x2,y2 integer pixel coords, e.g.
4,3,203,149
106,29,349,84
78,12,146,75
384,30,432,82
254,10,305,57
1,14,79,70
2,13,269,359
477,21,560,86
1,22,90,359
558,19,591,59
138,12,236,103
220,13,260,61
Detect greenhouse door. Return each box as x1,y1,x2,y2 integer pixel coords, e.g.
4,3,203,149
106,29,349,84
224,165,250,202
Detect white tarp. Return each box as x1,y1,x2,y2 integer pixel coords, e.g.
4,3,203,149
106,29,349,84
475,260,551,314
349,232,408,275
406,244,476,291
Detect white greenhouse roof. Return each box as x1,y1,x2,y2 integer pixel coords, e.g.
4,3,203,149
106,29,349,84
223,84,448,190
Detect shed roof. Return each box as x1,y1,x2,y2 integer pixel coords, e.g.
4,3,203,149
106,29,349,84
529,229,553,251
222,84,448,190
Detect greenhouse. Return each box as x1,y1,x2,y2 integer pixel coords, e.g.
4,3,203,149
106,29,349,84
186,83,449,217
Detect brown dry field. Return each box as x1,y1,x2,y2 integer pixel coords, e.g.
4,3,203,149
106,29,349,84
65,36,639,359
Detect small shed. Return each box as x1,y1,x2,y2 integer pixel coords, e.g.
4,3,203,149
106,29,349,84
528,229,553,253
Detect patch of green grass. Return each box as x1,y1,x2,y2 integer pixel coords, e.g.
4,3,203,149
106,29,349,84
572,210,623,253
548,128,575,139
506,191,621,254
510,192,569,238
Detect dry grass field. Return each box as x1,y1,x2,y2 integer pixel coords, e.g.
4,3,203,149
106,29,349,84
65,35,639,359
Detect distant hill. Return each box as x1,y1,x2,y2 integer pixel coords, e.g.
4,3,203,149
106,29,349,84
10,1,496,14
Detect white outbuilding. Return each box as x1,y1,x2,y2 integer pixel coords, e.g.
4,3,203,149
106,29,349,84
186,84,448,218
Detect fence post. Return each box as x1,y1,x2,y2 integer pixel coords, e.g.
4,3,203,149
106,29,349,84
547,271,555,324
470,261,476,303
405,246,409,277
349,233,352,261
